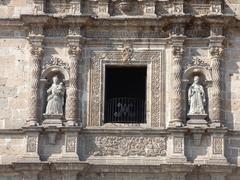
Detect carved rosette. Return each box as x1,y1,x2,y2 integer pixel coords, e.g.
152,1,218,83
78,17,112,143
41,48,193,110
209,46,223,125
170,45,184,126
65,43,81,126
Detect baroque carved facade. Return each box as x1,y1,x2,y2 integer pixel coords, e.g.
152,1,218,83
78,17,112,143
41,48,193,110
1,0,240,180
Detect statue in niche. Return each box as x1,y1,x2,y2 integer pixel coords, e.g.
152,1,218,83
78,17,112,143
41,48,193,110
188,76,206,115
45,76,65,115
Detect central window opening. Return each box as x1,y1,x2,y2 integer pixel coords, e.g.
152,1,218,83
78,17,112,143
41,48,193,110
104,66,147,123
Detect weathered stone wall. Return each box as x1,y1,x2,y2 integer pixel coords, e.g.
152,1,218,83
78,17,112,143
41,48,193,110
1,0,240,179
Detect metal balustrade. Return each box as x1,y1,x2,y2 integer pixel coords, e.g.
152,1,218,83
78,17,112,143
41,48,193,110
105,97,146,123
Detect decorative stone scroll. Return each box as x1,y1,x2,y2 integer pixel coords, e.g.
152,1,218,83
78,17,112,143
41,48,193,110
85,136,167,157
89,50,164,127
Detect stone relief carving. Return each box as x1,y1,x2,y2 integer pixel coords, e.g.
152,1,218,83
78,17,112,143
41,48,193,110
43,56,70,71
188,76,206,115
184,57,211,71
174,137,183,153
46,0,71,14
45,76,65,115
85,136,167,157
89,50,163,127
27,136,38,152
213,137,223,154
66,136,77,152
122,45,133,62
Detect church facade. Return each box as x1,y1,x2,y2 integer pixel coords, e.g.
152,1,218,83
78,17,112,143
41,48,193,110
1,0,240,179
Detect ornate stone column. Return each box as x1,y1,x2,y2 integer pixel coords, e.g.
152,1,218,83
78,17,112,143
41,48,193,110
26,24,44,127
169,34,185,127
65,26,82,126
209,24,224,127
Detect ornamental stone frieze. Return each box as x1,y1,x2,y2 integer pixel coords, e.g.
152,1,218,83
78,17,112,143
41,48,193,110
82,135,167,157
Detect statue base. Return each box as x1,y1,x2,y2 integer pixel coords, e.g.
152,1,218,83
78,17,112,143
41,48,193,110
42,114,63,128
187,114,208,128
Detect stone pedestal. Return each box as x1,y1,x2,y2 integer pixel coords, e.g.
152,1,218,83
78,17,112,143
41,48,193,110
187,114,208,128
207,129,228,165
42,114,63,128
18,128,42,162
59,129,80,162
167,129,187,163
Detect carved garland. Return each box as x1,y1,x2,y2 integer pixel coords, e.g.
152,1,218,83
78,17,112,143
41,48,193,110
85,136,167,157
89,50,163,127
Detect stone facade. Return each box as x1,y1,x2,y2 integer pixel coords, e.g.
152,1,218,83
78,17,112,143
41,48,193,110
1,0,240,180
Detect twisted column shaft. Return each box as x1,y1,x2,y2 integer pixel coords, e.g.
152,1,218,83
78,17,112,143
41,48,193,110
65,45,81,126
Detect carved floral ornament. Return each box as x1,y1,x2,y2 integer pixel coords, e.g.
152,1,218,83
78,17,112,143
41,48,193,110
184,57,211,71
68,45,81,57
209,46,223,58
30,46,44,57
172,46,184,57
122,46,133,62
42,56,70,71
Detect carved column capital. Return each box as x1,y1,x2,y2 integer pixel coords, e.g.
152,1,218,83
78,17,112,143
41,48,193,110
209,46,223,58
68,45,82,57
172,46,184,57
30,46,44,57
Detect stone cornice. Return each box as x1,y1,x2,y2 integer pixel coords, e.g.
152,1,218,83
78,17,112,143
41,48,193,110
0,162,237,175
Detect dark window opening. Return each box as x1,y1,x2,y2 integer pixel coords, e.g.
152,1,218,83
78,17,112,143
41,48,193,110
104,66,147,123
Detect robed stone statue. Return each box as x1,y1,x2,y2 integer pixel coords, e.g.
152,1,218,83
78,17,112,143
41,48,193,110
188,76,206,115
45,76,65,115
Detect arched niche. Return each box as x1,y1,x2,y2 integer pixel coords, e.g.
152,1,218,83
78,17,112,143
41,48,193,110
40,66,69,122
182,66,212,122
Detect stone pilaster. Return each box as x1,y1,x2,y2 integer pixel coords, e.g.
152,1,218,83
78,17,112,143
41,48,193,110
69,0,81,15
33,0,45,15
142,0,156,17
62,172,78,180
207,129,228,165
18,128,42,162
210,174,226,180
98,0,110,17
169,35,185,127
60,129,80,161
168,129,187,163
65,26,82,127
26,24,44,127
209,34,224,127
171,173,186,180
